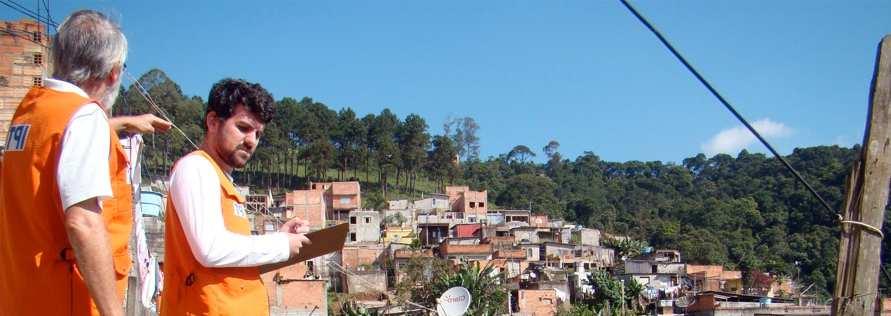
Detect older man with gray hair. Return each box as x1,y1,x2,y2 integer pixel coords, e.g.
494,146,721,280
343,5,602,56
0,10,168,316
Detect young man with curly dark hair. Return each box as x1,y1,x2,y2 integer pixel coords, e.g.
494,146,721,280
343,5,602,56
161,78,311,315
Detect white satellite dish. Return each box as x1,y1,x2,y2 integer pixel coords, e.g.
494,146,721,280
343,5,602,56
436,286,471,316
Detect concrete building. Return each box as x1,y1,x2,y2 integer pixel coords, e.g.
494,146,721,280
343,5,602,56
412,196,449,211
574,246,615,268
541,243,576,268
530,215,549,228
487,235,516,252
516,289,559,316
283,189,326,228
344,269,387,296
383,226,413,246
624,250,686,300
486,212,505,225
445,186,488,221
519,243,542,262
439,238,493,262
512,226,541,244
687,265,744,293
452,223,483,238
686,291,829,316
417,222,450,247
502,210,532,224
298,181,361,222
339,244,386,270
347,210,380,244
573,228,601,247
387,199,409,210
1,19,50,144
392,249,435,284
261,262,328,316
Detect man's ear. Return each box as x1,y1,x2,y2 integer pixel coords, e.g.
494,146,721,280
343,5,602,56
107,65,122,86
205,111,219,131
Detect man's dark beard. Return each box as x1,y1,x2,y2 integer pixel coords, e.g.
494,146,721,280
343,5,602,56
222,146,250,169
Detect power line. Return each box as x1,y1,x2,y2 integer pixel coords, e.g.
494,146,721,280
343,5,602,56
0,0,56,27
618,0,839,218
124,71,200,150
40,0,56,26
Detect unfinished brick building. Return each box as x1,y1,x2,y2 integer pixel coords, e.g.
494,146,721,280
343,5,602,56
1,19,50,144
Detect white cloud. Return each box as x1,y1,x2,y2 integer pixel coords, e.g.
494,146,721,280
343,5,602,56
702,118,793,156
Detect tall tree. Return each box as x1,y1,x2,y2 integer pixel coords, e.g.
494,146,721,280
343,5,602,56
444,116,480,161
397,114,430,193
427,135,459,191
507,145,536,163
333,108,364,180
371,109,400,197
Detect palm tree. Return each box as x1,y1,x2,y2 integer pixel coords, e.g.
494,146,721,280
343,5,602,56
429,262,508,316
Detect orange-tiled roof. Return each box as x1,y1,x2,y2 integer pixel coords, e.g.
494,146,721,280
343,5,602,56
441,243,493,255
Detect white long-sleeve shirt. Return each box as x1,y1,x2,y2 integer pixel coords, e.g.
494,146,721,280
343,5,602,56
169,154,290,268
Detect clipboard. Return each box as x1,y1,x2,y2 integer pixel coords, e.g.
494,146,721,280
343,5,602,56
291,223,348,262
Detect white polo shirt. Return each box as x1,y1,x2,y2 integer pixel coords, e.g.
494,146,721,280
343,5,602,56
46,78,113,211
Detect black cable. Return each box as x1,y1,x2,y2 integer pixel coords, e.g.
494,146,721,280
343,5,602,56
618,0,839,218
0,0,56,27
40,0,56,26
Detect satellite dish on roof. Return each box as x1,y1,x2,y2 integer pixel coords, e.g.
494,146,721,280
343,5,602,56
436,286,471,316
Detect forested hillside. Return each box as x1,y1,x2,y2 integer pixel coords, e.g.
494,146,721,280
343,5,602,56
117,69,888,296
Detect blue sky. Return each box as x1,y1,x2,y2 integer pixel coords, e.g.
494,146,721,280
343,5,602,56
5,1,890,163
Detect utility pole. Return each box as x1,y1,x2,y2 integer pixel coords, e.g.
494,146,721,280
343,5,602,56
621,279,626,315
832,34,891,316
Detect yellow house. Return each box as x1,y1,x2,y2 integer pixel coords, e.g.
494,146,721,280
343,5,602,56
384,227,414,245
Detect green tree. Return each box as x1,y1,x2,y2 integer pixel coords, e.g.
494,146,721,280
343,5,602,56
427,135,459,191
397,114,430,193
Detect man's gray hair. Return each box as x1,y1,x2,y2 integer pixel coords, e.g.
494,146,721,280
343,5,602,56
51,10,128,86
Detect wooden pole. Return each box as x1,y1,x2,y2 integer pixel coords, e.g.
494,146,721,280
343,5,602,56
832,34,891,316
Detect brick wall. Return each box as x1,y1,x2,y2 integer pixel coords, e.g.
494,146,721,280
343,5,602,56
518,289,558,316
340,245,385,270
1,19,50,144
284,189,326,228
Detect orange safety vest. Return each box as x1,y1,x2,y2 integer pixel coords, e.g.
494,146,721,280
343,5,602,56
0,87,133,316
161,150,269,316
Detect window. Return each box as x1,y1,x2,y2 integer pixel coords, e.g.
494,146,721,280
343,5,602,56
340,197,351,204
527,248,533,258
542,298,553,304
468,217,476,223
33,53,42,65
469,202,476,208
479,202,485,208
350,216,356,224
364,217,370,224
32,77,42,87
350,233,356,241
32,31,40,42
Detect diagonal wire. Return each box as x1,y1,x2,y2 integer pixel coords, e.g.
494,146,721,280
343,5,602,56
124,71,199,150
618,0,838,218
0,0,56,27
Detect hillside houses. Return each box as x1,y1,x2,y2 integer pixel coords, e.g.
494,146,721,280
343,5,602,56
149,182,825,315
